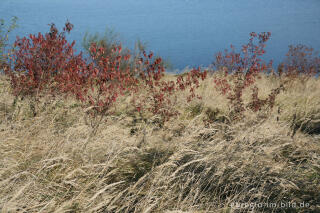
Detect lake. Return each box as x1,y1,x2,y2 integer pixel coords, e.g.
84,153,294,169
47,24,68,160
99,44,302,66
1,0,320,71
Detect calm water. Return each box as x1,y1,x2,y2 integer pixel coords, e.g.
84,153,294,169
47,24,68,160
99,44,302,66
1,0,320,71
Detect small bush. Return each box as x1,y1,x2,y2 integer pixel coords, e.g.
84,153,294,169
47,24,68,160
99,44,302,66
6,22,80,94
279,44,320,79
0,16,18,73
5,21,84,116
212,32,283,120
82,27,121,60
132,52,207,125
70,43,136,134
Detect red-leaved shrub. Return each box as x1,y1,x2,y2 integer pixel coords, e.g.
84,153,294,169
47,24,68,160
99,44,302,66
132,51,177,124
6,21,80,99
176,67,207,102
69,43,136,133
5,20,207,129
132,52,207,125
5,21,84,116
279,44,320,79
212,32,275,118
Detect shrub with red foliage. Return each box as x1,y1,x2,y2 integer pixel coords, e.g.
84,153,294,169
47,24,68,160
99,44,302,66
212,32,275,118
132,51,177,123
247,85,284,112
132,52,207,125
176,67,207,102
5,21,81,99
68,43,137,133
4,21,86,116
5,20,207,129
214,32,272,88
280,44,320,79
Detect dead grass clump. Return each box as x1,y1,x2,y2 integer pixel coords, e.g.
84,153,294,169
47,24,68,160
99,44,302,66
186,103,204,119
275,77,320,136
114,145,175,183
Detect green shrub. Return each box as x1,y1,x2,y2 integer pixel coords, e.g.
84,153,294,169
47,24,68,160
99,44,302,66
82,27,173,72
82,27,122,60
0,16,18,72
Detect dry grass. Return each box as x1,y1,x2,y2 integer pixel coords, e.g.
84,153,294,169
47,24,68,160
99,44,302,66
0,73,319,212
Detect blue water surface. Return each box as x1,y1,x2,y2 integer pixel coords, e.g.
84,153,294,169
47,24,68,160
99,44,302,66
1,0,319,71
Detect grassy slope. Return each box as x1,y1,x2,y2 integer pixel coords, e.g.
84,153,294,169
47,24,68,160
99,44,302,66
0,73,319,213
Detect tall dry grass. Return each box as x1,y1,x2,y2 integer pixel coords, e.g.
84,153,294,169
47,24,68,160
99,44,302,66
0,73,319,212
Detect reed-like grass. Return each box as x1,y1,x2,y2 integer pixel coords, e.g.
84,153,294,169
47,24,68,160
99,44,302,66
0,73,319,212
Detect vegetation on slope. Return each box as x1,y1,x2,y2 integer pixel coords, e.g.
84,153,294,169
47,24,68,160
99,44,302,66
0,19,320,213
0,73,320,212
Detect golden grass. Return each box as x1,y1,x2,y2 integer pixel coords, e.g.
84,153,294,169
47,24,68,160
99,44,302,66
0,73,319,212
